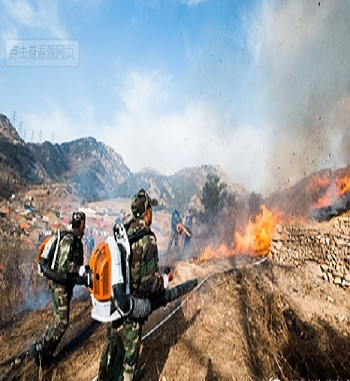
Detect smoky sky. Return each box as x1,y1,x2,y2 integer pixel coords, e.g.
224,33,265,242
252,0,350,192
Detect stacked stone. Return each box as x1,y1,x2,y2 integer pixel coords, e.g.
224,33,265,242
269,217,350,289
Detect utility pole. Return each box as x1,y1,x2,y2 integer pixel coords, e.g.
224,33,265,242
18,121,23,137
11,111,17,127
30,130,35,143
38,130,42,144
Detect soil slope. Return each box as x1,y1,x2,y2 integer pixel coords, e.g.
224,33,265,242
1,255,350,381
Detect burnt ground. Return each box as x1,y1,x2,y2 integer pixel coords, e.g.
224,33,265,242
1,255,350,381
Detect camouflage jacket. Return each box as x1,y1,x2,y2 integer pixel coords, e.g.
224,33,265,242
126,218,164,300
184,215,193,234
56,229,84,275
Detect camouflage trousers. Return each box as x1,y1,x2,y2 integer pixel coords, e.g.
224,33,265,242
36,283,72,356
167,230,179,251
98,318,142,381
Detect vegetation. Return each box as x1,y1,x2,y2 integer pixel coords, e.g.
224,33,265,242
0,138,40,183
0,237,47,326
199,173,236,223
30,142,70,179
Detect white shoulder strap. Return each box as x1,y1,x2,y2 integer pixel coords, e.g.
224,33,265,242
113,224,131,295
51,229,61,270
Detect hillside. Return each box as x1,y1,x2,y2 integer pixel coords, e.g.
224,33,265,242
1,254,350,381
1,167,350,380
0,113,246,209
116,165,248,212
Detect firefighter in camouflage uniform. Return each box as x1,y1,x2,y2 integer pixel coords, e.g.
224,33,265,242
31,211,87,367
167,208,182,252
98,189,165,381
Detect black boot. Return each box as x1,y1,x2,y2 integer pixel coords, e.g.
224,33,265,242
31,343,52,368
30,343,40,367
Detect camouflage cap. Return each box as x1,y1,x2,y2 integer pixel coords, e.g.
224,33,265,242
70,211,86,226
131,189,158,218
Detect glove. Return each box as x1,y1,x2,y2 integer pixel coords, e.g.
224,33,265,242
76,270,93,288
162,272,173,289
79,264,90,277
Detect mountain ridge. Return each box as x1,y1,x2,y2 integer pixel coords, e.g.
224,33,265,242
0,113,247,210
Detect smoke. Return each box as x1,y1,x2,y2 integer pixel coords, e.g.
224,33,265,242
249,0,350,193
19,282,51,312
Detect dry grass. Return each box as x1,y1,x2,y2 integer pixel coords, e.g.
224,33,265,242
232,263,350,381
0,238,48,326
2,246,350,381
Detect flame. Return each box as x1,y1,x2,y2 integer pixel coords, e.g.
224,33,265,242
200,205,282,262
235,205,282,255
314,174,350,208
306,173,330,192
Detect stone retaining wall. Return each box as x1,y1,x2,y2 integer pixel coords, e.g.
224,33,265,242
269,217,350,288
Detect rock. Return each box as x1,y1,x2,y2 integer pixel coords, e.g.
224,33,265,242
332,271,342,278
305,261,323,278
320,263,328,272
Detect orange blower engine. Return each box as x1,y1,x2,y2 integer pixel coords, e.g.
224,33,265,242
88,223,199,324
89,223,131,323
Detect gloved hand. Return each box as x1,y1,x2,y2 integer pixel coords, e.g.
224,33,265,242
76,269,93,288
162,272,173,289
79,264,90,277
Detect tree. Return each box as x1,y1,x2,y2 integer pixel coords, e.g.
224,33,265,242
200,174,235,223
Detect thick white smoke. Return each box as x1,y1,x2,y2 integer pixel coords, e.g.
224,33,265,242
249,0,350,193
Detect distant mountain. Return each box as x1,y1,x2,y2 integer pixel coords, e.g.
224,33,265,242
29,137,131,201
113,165,249,211
0,113,248,209
0,113,131,201
0,114,47,198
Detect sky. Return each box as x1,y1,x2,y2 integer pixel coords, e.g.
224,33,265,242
1,0,350,196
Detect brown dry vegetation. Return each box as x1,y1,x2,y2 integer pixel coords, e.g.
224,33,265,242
0,238,47,325
1,191,350,381
1,253,350,381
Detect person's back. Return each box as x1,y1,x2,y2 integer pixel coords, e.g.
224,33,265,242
168,209,182,252
172,209,181,229
32,211,87,367
98,189,164,381
126,218,163,299
184,212,193,234
57,231,84,273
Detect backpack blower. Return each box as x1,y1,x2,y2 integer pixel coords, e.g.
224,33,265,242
88,223,198,323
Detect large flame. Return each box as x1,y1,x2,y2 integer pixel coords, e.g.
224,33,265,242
200,205,282,262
